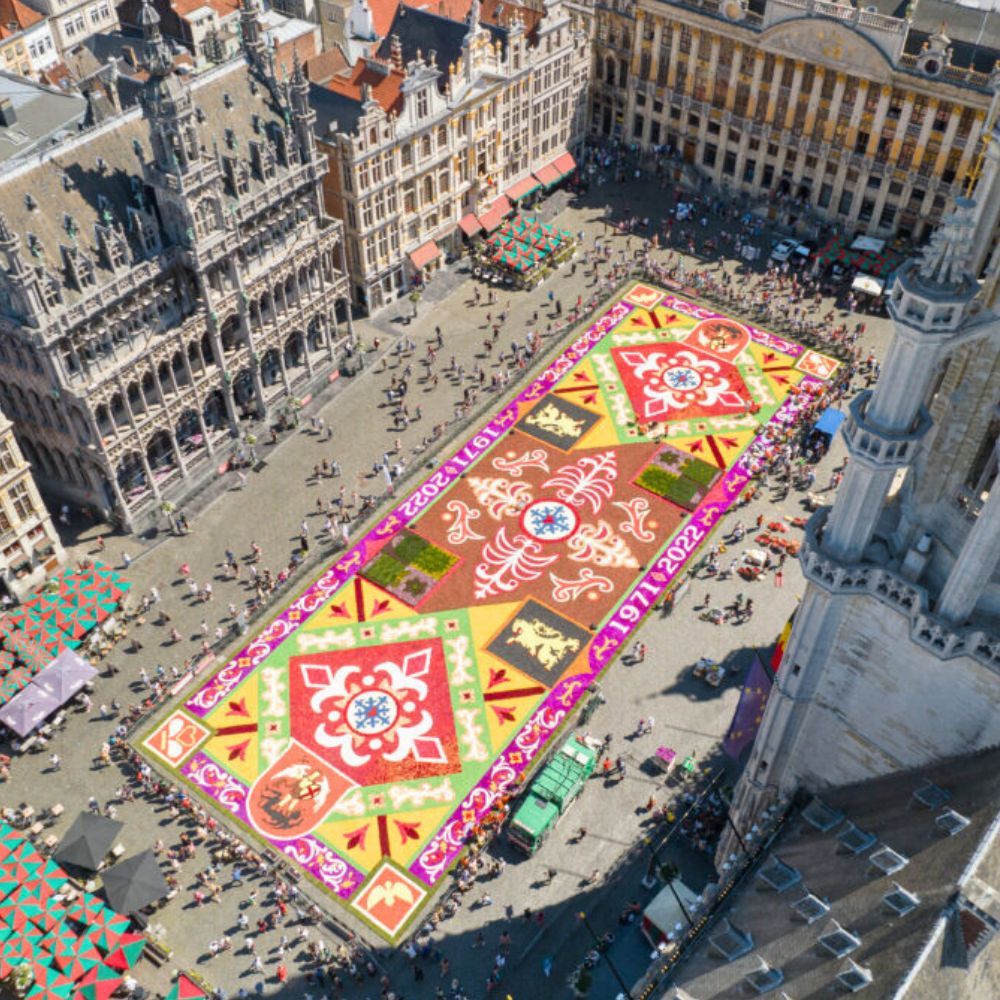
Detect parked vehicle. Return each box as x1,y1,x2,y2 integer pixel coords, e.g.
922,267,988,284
508,736,598,854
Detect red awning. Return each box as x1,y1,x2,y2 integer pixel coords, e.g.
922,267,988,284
552,151,577,177
491,194,513,217
534,164,561,187
408,240,440,270
506,175,540,201
478,208,504,233
458,213,483,237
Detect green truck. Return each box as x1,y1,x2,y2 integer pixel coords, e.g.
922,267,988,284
508,736,599,854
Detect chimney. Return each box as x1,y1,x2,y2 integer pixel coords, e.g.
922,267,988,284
390,33,403,72
0,100,15,127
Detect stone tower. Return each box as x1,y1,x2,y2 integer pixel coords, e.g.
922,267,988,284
726,197,1000,846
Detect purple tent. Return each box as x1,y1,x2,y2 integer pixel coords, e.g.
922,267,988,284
31,648,97,703
0,683,61,736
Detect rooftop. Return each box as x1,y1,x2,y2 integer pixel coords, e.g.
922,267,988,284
0,71,87,167
0,0,42,38
0,56,301,305
375,3,508,78
673,746,1000,998
325,57,405,115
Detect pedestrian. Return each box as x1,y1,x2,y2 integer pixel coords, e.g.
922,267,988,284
440,957,450,978
774,569,784,587
276,964,287,985
122,552,132,569
49,752,60,771
631,640,647,663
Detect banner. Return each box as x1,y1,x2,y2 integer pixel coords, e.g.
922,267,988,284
722,654,774,761
771,612,795,672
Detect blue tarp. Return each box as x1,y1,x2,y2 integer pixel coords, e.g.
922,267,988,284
814,407,846,439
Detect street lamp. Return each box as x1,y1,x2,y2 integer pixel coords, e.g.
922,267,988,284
577,911,633,1000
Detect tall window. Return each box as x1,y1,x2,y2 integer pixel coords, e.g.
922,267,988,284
0,440,15,474
9,482,34,521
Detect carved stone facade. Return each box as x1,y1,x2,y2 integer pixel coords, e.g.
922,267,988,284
725,200,1000,852
0,0,352,533
315,0,591,310
591,0,1000,244
0,405,64,602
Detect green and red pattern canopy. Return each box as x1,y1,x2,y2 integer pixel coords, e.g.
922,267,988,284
165,973,207,1000
0,823,145,994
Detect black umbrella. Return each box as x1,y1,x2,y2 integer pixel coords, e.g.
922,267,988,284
101,850,169,914
53,812,124,871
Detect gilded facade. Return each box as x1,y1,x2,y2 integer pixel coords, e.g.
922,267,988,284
0,0,352,532
592,0,1000,242
315,0,591,309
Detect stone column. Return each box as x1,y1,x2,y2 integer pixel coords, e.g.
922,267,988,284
684,29,700,98
169,430,188,478
724,43,743,113
822,459,898,562
764,56,784,124
746,51,765,119
932,110,962,176
971,122,1000,275
864,85,893,158
140,450,161,501
911,98,939,173
783,61,804,132
196,408,215,457
666,23,680,90
648,17,664,87
937,443,1000,624
824,73,847,143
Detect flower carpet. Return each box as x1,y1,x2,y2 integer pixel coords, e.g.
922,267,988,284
139,283,837,942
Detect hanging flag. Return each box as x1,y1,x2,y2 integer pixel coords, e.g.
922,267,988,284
722,655,773,761
771,612,795,672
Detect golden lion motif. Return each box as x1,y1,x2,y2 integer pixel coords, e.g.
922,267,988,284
506,616,581,671
525,402,584,440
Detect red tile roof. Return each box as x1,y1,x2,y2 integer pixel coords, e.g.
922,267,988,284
304,45,349,84
326,58,405,116
0,0,42,37
401,0,540,34
171,0,239,19
369,0,400,39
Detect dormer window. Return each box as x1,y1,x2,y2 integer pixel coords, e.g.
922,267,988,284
223,92,233,109
417,90,428,117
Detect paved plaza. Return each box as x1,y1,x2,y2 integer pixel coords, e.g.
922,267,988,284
2,167,895,1000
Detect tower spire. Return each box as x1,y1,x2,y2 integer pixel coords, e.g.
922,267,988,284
916,196,976,290
138,0,173,79
465,0,481,42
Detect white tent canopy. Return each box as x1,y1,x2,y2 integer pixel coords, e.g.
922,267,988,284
642,879,701,945
850,236,886,253
852,274,885,296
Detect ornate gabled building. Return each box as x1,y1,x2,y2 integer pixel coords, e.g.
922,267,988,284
591,0,1000,245
313,0,590,309
725,196,1000,849
0,0,352,533
0,404,64,602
